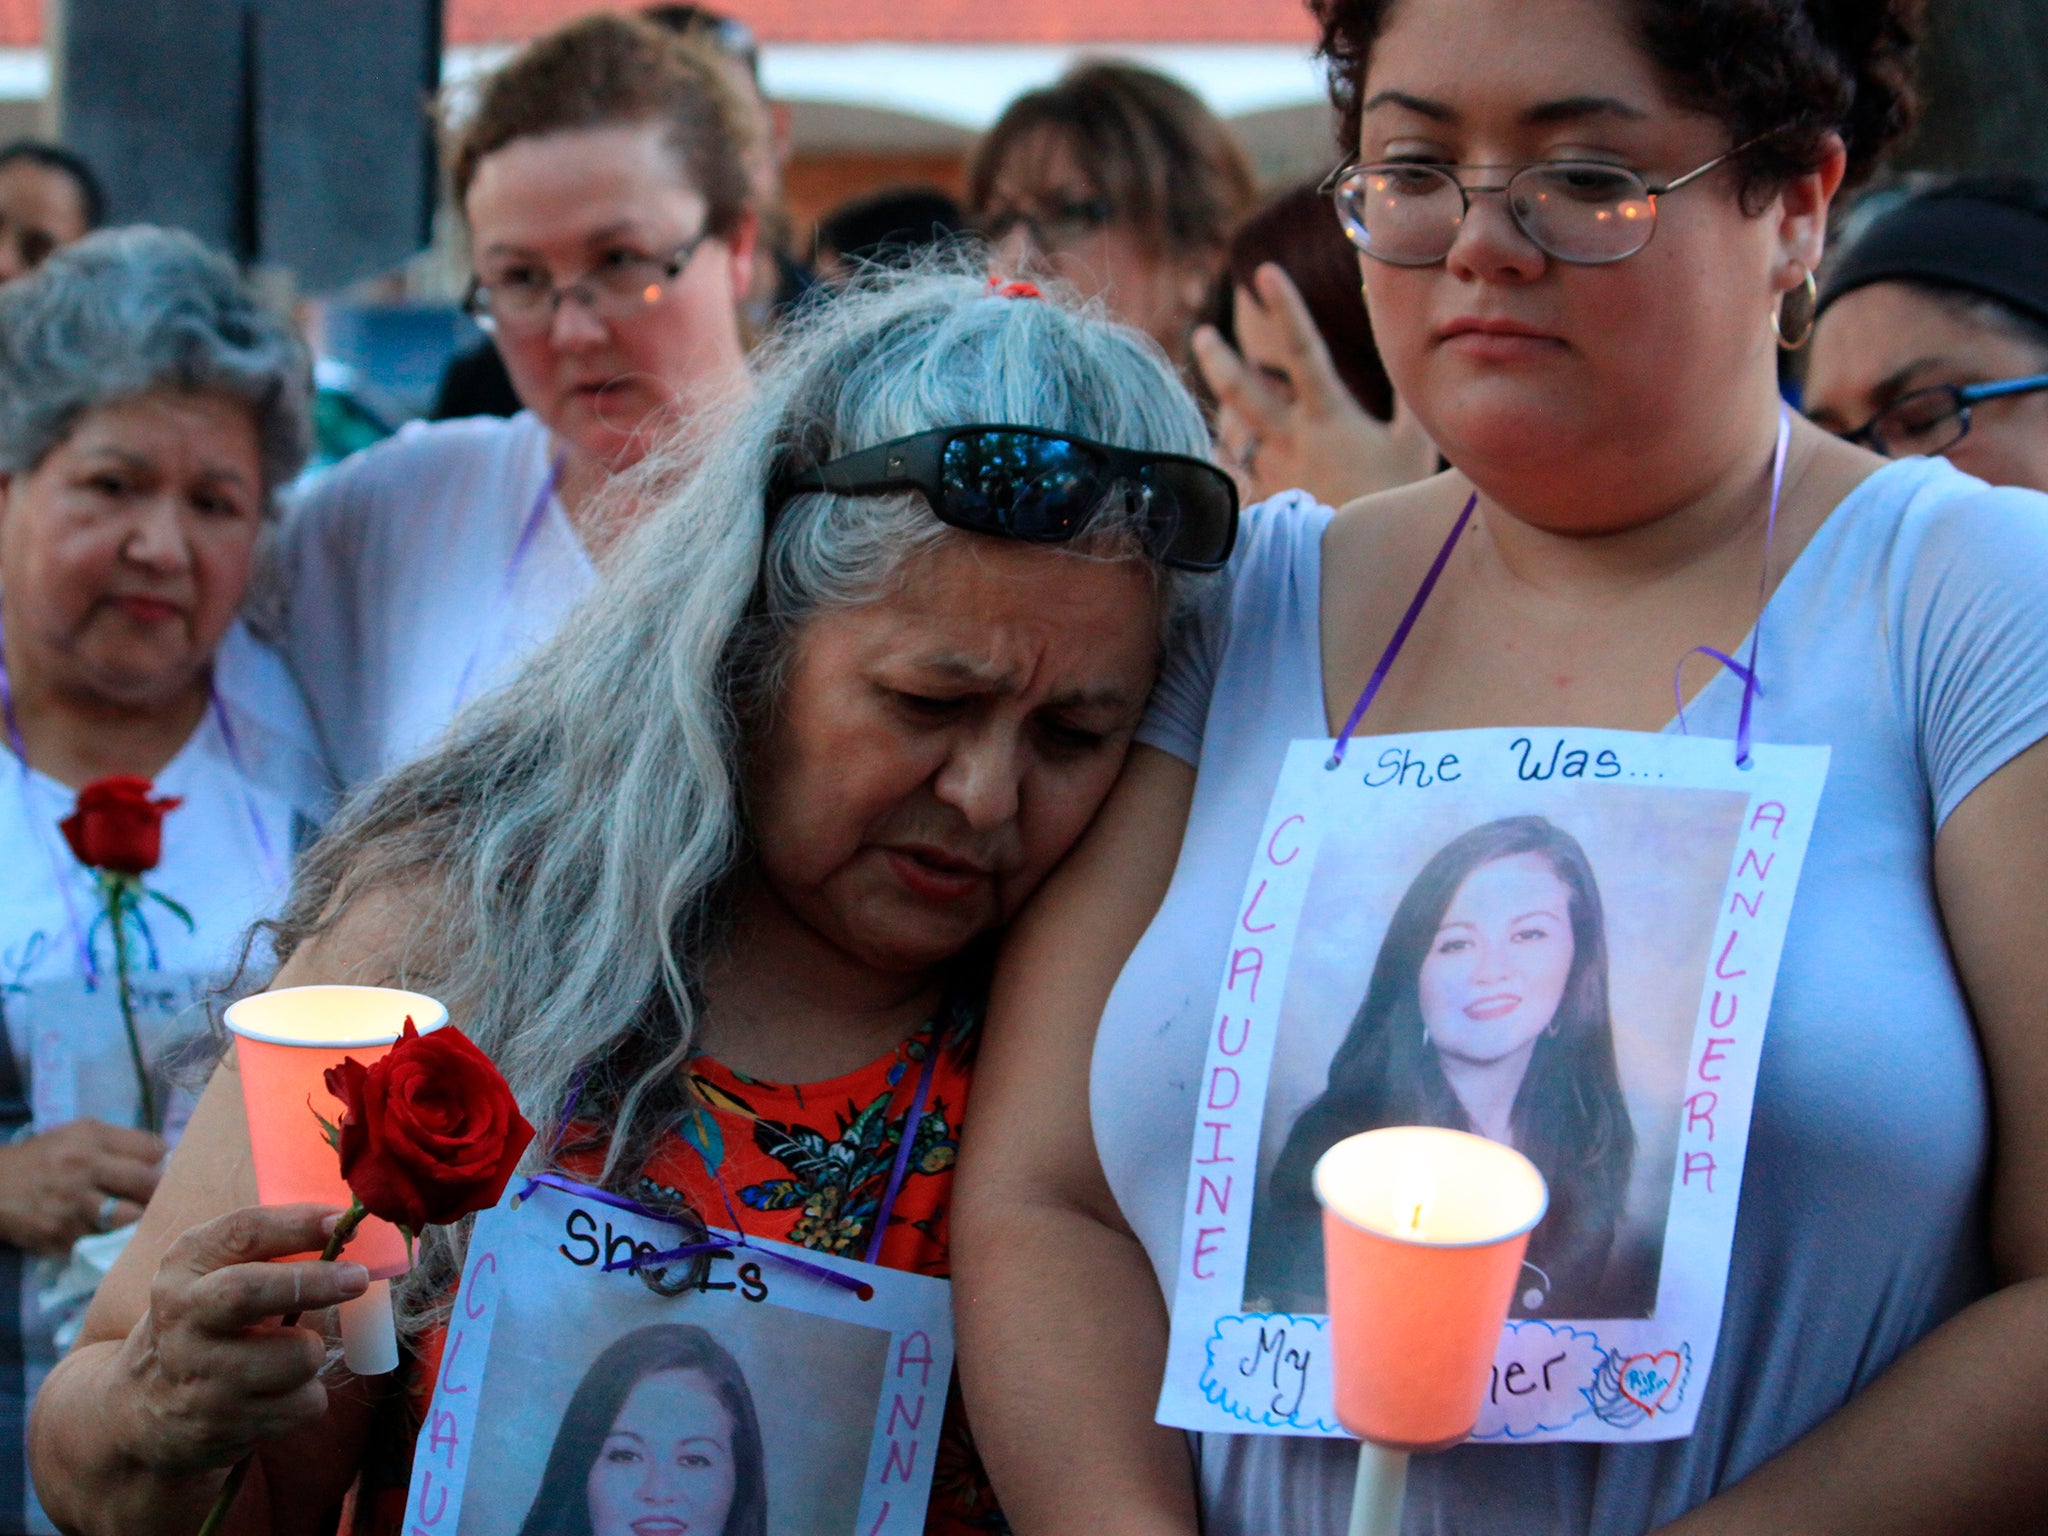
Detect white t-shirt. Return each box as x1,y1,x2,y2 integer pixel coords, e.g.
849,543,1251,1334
273,411,598,788
0,620,331,1533
1102,462,2048,1535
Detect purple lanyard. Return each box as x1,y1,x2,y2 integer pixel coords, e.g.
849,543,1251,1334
1328,404,1793,771
524,1029,942,1294
1672,405,1793,768
451,453,564,711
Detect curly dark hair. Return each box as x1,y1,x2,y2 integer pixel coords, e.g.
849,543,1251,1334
1312,0,1925,203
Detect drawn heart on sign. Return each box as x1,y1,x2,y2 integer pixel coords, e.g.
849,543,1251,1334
1617,1352,1683,1416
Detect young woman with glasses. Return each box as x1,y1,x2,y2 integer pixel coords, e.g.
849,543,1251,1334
1806,177,2048,495
273,13,756,787
958,1,2048,1532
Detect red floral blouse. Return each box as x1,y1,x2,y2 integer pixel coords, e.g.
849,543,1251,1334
354,1006,1004,1535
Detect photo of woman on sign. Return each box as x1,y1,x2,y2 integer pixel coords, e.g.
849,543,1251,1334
1248,815,1650,1319
518,1323,769,1536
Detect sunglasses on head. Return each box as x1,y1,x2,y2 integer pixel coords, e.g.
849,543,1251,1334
765,425,1239,572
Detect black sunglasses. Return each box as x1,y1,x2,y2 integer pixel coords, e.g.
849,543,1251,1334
765,425,1239,572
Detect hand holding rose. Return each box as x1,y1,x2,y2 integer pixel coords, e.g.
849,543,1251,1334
189,1018,532,1536
101,1204,371,1480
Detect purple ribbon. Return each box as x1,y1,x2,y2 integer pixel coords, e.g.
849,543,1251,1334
514,1170,872,1297
863,1040,938,1267
1327,494,1477,769
1329,403,1794,772
1674,404,1792,767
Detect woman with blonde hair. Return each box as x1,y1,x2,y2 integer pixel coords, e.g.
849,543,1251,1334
277,12,757,788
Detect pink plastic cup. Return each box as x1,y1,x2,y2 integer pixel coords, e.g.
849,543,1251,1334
1314,1126,1548,1452
224,984,448,1282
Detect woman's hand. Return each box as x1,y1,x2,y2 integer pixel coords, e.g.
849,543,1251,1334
0,1118,164,1254
1193,262,1436,510
110,1203,366,1477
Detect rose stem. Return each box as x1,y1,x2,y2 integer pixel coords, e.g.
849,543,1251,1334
105,875,156,1135
192,1202,367,1536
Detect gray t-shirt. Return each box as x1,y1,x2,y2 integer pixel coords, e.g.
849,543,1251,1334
1097,460,2048,1534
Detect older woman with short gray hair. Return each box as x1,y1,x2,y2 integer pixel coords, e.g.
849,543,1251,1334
32,266,1235,1535
0,224,328,1536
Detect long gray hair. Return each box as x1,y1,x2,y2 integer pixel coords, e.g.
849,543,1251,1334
264,267,1214,1330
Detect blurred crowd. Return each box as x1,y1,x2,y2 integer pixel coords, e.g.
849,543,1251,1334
4,1,2048,1533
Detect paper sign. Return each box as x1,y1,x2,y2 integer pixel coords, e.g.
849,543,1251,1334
406,1179,954,1535
1158,728,1828,1444
14,972,212,1138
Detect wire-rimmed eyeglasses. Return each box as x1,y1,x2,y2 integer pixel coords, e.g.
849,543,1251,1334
1837,372,2048,459
464,233,711,337
1321,136,1765,267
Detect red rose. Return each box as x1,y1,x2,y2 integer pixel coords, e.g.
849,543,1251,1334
59,775,183,875
322,1019,535,1231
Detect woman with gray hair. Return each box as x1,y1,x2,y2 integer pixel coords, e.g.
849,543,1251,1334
0,224,324,1535
29,268,1234,1535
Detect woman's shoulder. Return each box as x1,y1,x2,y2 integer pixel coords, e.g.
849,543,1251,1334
1184,489,1334,643
1827,455,2048,562
209,621,334,799
1816,458,2048,820
1231,488,1337,575
1807,457,2048,633
283,411,547,532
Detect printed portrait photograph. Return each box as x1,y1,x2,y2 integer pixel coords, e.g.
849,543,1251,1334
458,1272,894,1536
1242,783,1748,1322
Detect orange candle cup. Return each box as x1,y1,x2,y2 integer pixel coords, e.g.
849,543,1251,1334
224,984,450,1281
1314,1126,1548,1453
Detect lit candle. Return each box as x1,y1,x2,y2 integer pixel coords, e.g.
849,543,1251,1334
223,984,450,1373
1314,1126,1548,1535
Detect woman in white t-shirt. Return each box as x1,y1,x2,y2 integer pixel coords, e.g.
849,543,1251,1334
276,12,757,787
956,1,2048,1532
0,226,328,1535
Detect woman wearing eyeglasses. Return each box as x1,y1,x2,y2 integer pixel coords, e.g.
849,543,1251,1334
27,270,1238,1536
968,62,1258,369
273,13,755,788
1805,177,2048,495
957,1,2048,1533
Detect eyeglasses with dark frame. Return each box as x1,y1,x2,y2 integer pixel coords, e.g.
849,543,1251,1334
977,196,1116,256
766,425,1239,572
464,233,712,337
1836,371,2048,459
1320,133,1773,267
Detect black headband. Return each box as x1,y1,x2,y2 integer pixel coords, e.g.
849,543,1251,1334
1819,193,2048,333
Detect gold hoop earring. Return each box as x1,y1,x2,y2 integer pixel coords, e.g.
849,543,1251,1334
1773,267,1819,351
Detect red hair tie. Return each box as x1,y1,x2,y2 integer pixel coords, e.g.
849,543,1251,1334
985,277,1042,300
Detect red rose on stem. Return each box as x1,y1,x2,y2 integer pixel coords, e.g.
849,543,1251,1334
196,1017,533,1536
59,775,183,875
322,1018,535,1232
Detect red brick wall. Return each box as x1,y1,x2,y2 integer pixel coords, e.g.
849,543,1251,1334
0,1,1313,52
448,0,1315,44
